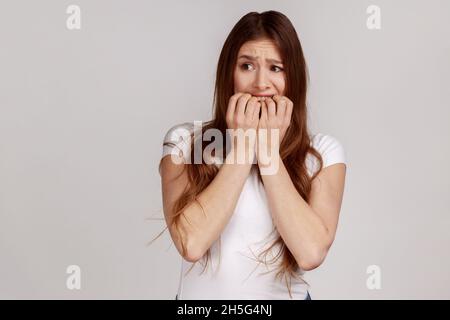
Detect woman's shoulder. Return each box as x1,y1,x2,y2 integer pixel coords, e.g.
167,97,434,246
161,122,200,160
163,122,195,142
308,132,347,169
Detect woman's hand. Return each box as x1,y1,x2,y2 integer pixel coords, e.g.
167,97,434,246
226,93,261,155
256,95,293,167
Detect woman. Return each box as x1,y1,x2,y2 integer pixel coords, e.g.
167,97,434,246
158,10,346,300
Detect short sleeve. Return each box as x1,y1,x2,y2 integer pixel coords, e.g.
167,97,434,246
306,133,346,176
161,122,194,160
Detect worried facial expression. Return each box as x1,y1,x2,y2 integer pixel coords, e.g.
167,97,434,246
233,38,286,98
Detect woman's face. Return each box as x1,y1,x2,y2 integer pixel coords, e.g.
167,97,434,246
233,38,286,97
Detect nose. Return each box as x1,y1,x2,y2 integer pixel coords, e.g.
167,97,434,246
254,69,270,91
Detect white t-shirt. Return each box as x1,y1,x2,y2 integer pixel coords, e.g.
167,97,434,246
161,122,347,300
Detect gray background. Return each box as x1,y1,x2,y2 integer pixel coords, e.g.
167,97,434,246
1,0,449,299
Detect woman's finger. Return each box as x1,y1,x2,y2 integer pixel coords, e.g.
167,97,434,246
245,97,257,120
236,93,252,119
252,102,261,122
272,95,286,120
226,92,246,126
284,100,293,125
260,100,268,124
266,98,276,119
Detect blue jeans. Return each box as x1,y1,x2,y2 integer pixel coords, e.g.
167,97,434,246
175,292,311,300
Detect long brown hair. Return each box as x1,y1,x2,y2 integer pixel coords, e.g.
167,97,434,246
153,10,323,298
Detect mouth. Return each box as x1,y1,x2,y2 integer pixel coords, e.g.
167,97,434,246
253,94,275,97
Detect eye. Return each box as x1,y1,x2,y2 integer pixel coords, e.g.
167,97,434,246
240,63,283,72
272,65,284,72
241,63,254,71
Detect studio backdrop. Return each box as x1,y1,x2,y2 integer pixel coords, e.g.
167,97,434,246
1,0,449,299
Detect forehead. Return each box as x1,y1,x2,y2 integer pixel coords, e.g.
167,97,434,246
238,39,281,58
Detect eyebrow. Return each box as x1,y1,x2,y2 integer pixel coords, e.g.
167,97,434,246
238,54,283,65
